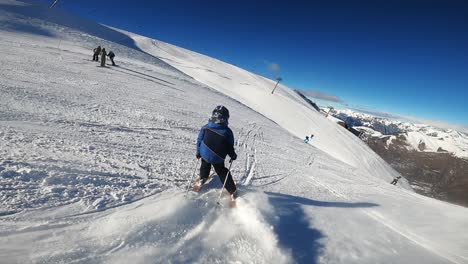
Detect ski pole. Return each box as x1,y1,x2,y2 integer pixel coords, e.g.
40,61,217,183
185,158,200,197
216,159,234,207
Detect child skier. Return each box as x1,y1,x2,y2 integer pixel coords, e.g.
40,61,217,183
194,105,238,200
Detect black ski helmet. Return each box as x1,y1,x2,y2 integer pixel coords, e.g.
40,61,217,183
210,105,230,123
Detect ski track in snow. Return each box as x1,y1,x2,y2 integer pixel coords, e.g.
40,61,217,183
0,1,468,263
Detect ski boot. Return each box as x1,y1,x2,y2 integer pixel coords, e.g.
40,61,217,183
229,190,238,208
191,177,208,192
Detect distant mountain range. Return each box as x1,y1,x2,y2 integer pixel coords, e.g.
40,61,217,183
325,108,468,207
329,108,468,158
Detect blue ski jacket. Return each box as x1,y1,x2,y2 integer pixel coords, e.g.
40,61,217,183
196,121,236,164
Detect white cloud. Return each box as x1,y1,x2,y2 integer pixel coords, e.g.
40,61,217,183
348,107,402,120
348,107,468,134
298,89,343,103
267,63,280,73
263,60,281,76
404,117,468,134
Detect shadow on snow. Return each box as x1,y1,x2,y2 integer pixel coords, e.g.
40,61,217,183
266,192,379,264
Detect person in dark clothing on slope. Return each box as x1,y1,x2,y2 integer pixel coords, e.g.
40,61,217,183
194,105,238,200
93,46,101,61
107,51,116,66
390,176,402,185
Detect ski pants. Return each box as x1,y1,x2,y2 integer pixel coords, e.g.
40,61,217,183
93,54,99,61
200,159,236,194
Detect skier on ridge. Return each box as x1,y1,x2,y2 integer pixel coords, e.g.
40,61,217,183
194,105,238,201
390,176,402,185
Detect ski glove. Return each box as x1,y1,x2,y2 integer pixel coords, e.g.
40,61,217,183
196,153,201,159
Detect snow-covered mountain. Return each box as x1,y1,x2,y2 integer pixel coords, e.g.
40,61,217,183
328,108,468,158
1,1,468,263
326,107,468,206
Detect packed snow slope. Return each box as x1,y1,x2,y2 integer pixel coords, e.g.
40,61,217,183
118,29,405,184
1,1,468,263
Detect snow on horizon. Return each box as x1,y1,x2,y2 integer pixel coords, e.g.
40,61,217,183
1,1,468,263
329,108,468,158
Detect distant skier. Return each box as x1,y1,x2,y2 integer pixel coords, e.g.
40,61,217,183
107,51,116,66
304,136,310,143
194,105,238,201
390,176,402,185
93,45,101,61
100,48,107,67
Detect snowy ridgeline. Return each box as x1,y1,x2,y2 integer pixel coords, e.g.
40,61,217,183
1,1,468,263
328,108,468,158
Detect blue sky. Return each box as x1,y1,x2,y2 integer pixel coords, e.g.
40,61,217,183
43,0,468,126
